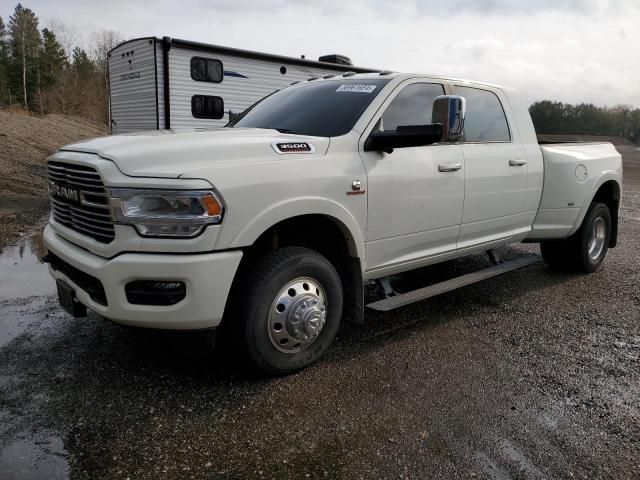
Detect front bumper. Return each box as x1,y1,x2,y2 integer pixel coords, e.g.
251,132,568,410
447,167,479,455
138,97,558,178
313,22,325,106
43,225,243,330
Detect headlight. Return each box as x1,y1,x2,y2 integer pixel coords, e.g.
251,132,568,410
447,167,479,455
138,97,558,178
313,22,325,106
108,189,224,237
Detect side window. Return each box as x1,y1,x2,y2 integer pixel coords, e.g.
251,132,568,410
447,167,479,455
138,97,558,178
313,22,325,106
453,86,510,142
381,83,445,131
192,95,224,119
190,57,223,83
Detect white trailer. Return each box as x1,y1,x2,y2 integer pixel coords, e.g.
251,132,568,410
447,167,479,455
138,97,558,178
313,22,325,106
107,37,376,134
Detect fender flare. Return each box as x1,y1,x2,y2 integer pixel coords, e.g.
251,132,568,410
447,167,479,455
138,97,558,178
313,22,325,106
229,196,366,263
567,172,621,237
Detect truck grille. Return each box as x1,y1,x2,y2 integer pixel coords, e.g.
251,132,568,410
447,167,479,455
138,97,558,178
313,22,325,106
47,161,115,243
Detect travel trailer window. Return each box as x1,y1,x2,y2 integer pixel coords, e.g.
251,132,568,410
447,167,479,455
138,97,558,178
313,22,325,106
191,57,223,83
192,95,224,119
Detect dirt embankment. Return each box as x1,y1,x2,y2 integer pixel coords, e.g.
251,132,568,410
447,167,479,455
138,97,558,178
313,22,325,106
0,109,107,250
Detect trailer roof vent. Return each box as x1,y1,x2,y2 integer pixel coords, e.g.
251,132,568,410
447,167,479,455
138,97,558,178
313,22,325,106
319,54,353,66
342,71,357,77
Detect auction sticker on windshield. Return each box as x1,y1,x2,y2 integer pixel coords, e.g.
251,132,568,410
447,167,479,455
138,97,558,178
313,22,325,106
336,84,377,93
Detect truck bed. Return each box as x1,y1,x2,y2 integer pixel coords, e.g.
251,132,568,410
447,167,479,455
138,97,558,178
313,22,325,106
529,142,622,240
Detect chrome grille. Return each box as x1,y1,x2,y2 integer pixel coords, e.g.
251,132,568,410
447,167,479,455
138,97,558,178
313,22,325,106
47,161,115,243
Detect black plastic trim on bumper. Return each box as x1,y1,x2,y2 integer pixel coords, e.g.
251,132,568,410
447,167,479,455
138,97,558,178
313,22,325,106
44,253,108,306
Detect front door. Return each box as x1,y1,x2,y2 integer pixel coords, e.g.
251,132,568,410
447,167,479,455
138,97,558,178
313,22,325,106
360,81,465,274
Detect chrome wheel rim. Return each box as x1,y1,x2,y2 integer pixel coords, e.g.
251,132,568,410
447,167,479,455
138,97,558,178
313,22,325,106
268,277,327,353
588,217,606,261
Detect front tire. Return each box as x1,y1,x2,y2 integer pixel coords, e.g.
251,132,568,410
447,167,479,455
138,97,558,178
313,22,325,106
239,247,343,375
541,201,611,273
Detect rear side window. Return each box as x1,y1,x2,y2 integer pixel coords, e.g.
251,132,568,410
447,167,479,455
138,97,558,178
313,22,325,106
192,95,224,119
381,83,445,131
453,86,510,142
191,57,223,83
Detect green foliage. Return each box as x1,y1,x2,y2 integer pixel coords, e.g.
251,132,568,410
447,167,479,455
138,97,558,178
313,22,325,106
71,46,93,78
0,2,121,124
40,27,66,89
8,3,41,109
0,15,10,103
530,101,640,144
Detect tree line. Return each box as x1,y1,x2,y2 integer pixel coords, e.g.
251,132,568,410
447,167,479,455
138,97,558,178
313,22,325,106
1,3,639,140
530,101,640,144
0,3,122,125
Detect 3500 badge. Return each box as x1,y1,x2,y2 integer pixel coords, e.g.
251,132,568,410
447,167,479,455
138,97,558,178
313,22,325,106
271,142,316,154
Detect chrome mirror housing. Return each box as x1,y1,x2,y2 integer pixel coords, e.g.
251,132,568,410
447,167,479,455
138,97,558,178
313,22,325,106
432,95,466,142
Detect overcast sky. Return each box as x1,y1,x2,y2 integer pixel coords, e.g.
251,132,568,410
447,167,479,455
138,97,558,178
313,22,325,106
5,0,639,107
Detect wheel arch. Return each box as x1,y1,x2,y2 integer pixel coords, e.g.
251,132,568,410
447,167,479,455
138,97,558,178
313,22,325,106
229,197,366,260
228,207,366,326
570,177,621,247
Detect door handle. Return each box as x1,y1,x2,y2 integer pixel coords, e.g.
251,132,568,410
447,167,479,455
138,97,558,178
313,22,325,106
438,163,462,172
509,159,527,167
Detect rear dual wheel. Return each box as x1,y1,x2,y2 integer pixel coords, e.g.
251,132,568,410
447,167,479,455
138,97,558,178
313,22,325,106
238,247,343,375
541,201,611,273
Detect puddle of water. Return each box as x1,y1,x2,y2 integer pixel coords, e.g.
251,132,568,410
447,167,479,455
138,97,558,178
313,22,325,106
0,297,51,349
0,229,54,301
0,434,69,480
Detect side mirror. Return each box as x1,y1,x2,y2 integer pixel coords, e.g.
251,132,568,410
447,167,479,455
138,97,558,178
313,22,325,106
432,95,466,142
364,124,443,153
228,110,243,122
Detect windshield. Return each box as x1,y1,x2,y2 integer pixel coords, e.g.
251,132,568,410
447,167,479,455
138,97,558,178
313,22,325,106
229,78,390,137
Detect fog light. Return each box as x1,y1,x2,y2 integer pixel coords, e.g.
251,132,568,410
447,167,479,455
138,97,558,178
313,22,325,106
125,280,186,306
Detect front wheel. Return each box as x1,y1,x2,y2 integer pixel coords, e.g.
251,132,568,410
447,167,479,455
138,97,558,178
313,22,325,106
239,247,343,375
541,201,611,273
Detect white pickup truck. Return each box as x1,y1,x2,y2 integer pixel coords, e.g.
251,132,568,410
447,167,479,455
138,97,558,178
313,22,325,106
43,72,622,374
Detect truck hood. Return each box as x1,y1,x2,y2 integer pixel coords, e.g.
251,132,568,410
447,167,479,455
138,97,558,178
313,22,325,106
60,128,330,178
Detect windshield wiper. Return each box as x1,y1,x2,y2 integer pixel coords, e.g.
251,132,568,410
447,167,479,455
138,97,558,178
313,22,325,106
264,127,302,135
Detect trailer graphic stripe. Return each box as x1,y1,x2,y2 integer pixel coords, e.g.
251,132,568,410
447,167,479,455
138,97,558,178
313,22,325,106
224,70,249,79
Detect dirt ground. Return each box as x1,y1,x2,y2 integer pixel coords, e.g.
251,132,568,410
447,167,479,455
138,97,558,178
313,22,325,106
0,109,106,250
0,141,639,479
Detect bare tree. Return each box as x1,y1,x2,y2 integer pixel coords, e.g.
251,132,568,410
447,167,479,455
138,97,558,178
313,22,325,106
45,18,78,60
89,30,124,125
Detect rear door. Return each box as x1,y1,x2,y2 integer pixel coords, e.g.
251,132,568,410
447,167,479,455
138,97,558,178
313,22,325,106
452,85,529,249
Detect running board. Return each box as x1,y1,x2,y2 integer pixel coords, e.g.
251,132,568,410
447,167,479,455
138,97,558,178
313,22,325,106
366,255,541,312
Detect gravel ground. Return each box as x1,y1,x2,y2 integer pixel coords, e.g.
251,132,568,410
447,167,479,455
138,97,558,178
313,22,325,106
0,109,106,250
0,146,638,479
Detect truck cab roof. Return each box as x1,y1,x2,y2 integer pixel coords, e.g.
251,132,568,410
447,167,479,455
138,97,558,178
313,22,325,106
291,71,509,91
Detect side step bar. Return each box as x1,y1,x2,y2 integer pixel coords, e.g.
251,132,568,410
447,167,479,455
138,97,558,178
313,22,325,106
366,255,540,312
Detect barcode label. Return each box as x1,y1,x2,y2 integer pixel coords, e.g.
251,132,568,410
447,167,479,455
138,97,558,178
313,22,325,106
336,84,377,93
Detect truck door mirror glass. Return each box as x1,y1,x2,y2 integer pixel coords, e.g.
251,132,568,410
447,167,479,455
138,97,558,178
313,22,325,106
432,95,466,142
364,124,443,153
